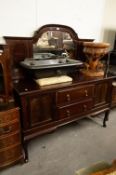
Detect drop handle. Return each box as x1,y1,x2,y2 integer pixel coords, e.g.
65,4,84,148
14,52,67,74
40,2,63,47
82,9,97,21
0,126,12,134
84,90,88,97
83,105,87,111
66,110,70,117
66,94,71,102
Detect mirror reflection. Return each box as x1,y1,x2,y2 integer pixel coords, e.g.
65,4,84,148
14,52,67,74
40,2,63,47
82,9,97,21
36,31,72,49
33,30,75,59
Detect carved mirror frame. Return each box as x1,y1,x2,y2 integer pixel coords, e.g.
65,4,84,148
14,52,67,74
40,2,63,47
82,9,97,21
32,24,79,59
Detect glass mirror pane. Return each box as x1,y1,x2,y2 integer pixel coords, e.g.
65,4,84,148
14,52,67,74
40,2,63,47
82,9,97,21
33,30,75,58
36,31,72,48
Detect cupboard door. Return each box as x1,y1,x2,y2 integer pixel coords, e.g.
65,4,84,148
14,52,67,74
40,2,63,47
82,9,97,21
94,81,111,107
25,93,54,127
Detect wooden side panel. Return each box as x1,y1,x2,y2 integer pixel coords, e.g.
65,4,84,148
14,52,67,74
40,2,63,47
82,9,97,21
94,80,111,107
0,45,13,102
4,36,33,80
112,85,116,107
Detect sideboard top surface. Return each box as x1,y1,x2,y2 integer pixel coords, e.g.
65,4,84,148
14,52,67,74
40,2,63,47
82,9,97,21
13,72,116,95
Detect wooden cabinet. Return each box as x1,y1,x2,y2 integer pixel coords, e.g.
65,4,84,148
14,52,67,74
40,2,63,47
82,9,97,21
13,76,114,161
0,107,23,169
3,26,116,163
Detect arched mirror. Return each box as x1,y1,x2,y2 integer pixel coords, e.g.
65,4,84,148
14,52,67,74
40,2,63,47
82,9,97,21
33,24,78,59
4,24,93,80
19,24,84,78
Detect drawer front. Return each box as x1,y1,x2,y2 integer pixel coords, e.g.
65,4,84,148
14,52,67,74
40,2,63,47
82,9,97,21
0,108,19,125
57,99,93,119
0,121,20,136
0,132,21,150
56,85,94,105
0,144,22,165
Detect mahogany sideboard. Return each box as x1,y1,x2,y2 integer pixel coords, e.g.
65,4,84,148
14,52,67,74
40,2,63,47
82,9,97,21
2,24,116,162
13,73,115,161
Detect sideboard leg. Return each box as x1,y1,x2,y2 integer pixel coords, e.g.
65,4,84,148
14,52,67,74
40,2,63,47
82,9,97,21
23,142,29,163
103,110,110,127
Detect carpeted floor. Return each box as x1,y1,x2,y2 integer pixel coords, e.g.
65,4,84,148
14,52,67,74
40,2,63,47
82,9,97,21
1,109,116,175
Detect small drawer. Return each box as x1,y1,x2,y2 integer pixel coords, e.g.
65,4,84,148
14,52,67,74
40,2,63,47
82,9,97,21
0,132,21,149
0,121,20,136
56,85,94,105
0,108,19,124
57,99,93,119
0,144,22,165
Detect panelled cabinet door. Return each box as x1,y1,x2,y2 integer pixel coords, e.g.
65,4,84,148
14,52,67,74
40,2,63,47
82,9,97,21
94,80,111,107
24,93,54,128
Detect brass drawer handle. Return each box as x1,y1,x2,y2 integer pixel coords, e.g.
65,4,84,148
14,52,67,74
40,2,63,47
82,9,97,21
0,126,12,134
84,90,88,97
66,94,71,102
83,105,87,111
66,110,70,117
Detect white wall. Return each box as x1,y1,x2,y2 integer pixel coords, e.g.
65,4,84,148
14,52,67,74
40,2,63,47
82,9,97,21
37,0,105,41
0,0,36,36
0,0,112,44
101,0,116,49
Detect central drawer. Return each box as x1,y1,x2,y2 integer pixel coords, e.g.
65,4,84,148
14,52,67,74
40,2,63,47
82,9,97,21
57,99,93,119
56,84,94,106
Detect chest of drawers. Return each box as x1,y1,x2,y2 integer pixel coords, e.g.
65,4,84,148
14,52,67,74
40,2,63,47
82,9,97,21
0,107,23,169
56,85,94,119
